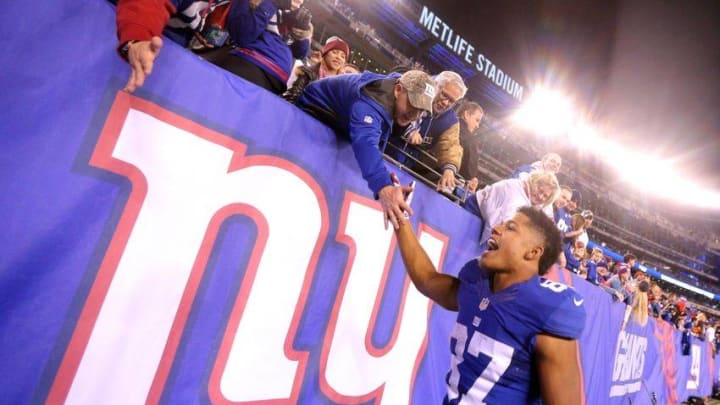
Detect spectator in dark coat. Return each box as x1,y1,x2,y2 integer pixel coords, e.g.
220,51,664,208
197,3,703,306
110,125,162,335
284,36,349,102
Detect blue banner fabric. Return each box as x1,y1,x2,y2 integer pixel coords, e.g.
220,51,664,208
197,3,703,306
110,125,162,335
0,1,715,404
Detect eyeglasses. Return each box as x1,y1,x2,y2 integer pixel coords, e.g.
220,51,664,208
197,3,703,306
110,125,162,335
437,90,458,105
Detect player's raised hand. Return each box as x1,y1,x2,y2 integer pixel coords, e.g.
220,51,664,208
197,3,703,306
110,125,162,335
124,36,163,93
378,184,413,230
379,180,414,230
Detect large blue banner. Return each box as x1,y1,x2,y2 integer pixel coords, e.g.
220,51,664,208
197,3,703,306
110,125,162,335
0,1,715,404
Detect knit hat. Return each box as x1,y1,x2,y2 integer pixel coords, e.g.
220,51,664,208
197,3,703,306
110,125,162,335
322,36,349,57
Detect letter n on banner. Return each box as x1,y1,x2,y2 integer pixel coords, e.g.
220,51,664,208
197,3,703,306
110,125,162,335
47,92,329,404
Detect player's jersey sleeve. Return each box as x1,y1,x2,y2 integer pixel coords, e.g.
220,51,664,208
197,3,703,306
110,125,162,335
540,280,586,339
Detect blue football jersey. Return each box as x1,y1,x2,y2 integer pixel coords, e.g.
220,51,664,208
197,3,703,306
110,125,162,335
554,207,572,234
443,259,586,405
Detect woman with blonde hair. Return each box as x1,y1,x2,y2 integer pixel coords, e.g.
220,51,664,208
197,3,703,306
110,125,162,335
630,280,650,326
462,171,559,246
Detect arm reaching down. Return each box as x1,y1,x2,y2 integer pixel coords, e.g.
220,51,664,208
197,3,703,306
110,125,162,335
116,0,176,92
395,220,460,311
123,37,163,92
378,184,414,230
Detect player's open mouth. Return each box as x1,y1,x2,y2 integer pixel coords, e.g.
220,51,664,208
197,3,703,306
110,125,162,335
487,237,499,251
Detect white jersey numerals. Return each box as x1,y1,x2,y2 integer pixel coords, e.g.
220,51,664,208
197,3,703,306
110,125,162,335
540,279,568,293
446,322,514,404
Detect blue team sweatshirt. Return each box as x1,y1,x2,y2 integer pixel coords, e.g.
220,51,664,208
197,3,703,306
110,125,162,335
297,72,400,194
227,0,309,83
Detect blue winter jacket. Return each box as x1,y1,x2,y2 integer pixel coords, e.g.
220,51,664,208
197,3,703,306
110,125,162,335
297,72,400,194
227,0,309,84
137,0,307,83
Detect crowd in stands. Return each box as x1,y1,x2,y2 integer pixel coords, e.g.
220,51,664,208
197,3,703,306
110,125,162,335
111,0,719,352
471,126,720,288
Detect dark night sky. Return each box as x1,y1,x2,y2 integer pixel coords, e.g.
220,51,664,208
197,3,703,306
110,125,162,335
422,0,720,206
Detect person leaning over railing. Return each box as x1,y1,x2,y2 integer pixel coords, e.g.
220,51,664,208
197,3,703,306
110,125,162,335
461,171,560,247
390,71,467,193
296,70,435,229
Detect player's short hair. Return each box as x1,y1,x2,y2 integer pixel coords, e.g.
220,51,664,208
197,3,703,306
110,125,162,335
517,206,562,276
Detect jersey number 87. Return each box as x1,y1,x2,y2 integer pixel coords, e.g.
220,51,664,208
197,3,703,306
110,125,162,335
446,322,515,404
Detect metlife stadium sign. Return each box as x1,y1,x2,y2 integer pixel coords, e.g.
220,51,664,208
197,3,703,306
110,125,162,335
418,5,525,101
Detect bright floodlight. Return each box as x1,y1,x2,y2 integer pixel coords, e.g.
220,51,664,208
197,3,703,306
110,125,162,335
567,121,601,150
611,152,720,209
513,88,575,137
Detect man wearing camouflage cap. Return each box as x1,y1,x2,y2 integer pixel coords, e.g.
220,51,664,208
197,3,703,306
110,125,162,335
297,70,435,229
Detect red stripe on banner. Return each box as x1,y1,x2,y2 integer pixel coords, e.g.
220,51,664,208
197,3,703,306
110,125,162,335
317,192,385,404
654,321,679,404
707,341,715,394
47,92,332,404
46,92,141,404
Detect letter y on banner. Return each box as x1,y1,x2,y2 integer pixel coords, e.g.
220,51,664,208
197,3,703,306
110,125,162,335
320,193,448,405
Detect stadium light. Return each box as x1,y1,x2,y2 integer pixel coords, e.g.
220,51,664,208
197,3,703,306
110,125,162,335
567,120,601,151
509,86,720,210
512,87,575,138
606,148,720,209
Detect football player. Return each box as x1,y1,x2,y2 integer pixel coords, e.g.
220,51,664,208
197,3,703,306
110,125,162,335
396,206,586,404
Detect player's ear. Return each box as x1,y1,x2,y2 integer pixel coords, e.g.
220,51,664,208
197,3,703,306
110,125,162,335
524,245,544,262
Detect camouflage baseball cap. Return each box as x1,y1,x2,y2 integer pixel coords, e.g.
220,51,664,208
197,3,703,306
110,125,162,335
398,70,436,112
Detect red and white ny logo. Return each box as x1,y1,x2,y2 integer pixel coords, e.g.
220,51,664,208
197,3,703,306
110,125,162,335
46,93,449,405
